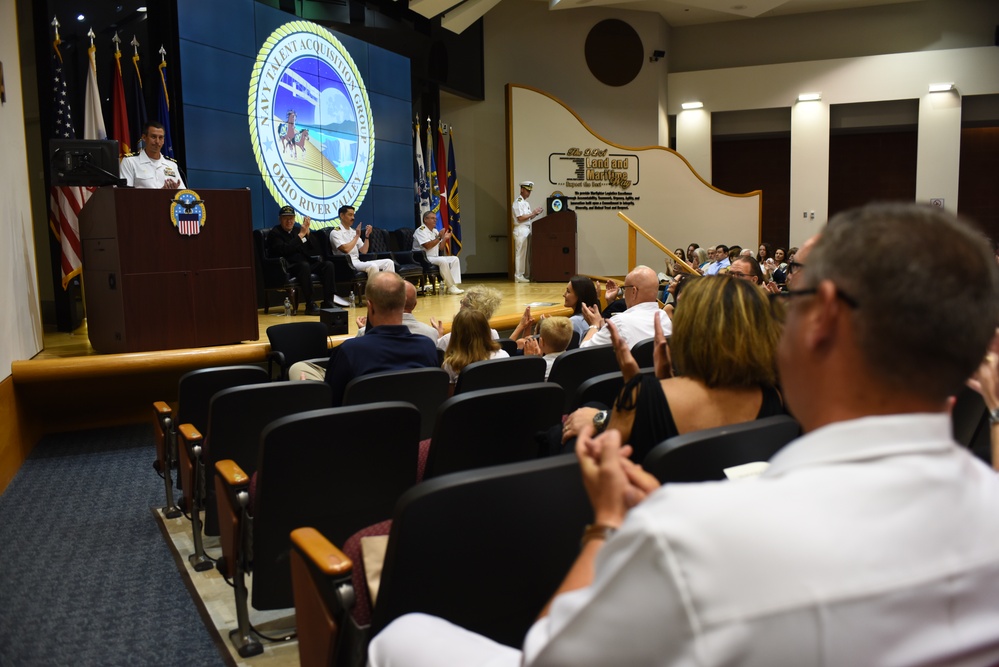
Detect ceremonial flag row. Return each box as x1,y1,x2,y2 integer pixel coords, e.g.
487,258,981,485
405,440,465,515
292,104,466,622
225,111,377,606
414,119,462,256
46,18,178,290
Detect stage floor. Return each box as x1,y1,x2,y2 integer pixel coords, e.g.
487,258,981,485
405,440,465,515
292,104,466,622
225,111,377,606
35,278,572,360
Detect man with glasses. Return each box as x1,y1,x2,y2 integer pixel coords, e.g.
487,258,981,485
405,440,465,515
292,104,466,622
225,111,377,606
578,265,670,348
371,203,999,666
729,255,782,294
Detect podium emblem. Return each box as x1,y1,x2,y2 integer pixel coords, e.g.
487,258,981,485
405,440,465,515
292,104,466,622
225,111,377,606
551,198,563,213
170,189,207,236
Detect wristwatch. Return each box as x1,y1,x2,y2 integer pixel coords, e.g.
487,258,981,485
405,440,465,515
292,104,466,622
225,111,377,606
989,407,999,425
592,410,610,433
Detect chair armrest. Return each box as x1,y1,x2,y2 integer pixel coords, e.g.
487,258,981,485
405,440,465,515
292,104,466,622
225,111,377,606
216,459,250,488
411,250,433,270
178,423,202,445
153,401,172,420
291,527,353,575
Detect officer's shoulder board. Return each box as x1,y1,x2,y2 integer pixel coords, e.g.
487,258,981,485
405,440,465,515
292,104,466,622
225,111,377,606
165,156,178,163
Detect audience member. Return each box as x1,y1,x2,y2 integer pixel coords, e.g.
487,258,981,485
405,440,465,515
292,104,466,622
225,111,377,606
523,316,573,379
371,201,999,667
703,244,730,275
442,309,509,385
323,272,437,405
579,266,671,348
433,285,502,351
355,280,438,341
559,276,600,341
604,275,784,460
691,247,709,272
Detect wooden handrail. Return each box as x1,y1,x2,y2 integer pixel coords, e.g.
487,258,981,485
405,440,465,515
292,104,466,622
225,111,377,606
617,212,699,275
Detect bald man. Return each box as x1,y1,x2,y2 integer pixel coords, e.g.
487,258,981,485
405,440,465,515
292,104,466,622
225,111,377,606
355,280,438,341
579,265,671,348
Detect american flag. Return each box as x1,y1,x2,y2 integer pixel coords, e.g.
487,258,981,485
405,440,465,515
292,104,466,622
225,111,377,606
49,39,92,289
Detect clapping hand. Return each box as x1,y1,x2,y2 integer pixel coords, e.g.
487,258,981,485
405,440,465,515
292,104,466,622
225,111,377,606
604,279,619,303
651,314,673,380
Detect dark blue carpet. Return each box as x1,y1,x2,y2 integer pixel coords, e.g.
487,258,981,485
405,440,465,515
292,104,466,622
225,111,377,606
0,424,226,667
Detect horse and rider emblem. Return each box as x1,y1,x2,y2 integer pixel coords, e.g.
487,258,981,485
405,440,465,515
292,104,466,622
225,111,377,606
248,20,375,223
277,110,310,158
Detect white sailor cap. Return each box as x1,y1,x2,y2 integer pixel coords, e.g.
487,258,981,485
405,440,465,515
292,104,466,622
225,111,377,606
519,181,534,191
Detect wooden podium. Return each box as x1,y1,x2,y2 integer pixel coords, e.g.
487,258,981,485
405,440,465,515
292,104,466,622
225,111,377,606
530,210,577,282
79,187,258,353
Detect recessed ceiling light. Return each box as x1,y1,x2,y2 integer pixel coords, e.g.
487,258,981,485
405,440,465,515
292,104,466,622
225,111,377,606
681,101,704,110
76,13,85,21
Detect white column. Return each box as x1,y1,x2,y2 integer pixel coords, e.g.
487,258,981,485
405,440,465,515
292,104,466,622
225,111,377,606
916,90,962,212
789,99,829,249
675,108,712,183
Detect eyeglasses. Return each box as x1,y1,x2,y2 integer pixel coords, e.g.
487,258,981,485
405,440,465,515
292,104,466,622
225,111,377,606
726,270,753,280
621,284,638,291
786,261,806,275
769,286,859,309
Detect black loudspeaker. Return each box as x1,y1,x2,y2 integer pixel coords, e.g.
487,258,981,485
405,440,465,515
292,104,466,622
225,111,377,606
320,307,348,335
547,195,571,216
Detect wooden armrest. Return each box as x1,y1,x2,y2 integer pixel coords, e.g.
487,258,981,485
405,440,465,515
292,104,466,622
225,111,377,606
178,423,202,444
215,459,249,486
153,401,172,418
291,527,353,576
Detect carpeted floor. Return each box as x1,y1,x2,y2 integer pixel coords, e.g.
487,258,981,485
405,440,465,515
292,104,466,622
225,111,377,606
0,424,226,666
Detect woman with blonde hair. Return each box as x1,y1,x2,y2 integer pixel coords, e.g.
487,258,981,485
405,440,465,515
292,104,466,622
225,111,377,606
434,285,503,351
561,275,784,460
442,309,509,385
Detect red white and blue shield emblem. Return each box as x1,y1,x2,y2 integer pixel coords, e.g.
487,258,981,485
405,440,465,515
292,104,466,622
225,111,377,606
170,189,207,236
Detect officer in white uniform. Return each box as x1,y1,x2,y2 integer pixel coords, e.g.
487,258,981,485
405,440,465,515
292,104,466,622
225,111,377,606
119,120,186,189
511,180,544,283
414,211,463,295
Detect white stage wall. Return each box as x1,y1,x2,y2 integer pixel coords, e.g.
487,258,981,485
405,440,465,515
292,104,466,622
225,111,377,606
508,85,760,277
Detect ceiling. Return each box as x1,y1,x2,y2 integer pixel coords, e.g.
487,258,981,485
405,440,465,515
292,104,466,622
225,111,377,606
577,0,926,27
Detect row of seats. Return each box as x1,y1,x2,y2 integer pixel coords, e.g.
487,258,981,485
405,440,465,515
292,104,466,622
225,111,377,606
253,226,441,314
151,353,804,663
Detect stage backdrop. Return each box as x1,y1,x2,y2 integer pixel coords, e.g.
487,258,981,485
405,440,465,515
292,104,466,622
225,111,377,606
508,85,761,277
176,0,412,230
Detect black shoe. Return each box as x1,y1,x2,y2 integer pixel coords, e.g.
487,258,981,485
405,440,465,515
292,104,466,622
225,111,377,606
305,305,321,316
322,299,335,309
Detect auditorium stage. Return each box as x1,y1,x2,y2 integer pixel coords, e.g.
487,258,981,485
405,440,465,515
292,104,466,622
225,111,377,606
11,279,573,435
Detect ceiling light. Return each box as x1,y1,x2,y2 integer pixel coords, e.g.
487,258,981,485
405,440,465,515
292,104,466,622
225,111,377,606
76,13,85,21
137,6,147,11
796,92,821,102
681,101,703,110
928,83,954,93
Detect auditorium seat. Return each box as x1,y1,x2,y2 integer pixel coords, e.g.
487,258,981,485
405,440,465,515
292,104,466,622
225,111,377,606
214,402,420,658
343,367,450,440
266,322,330,381
643,414,801,483
152,365,268,516
175,381,331,570
289,454,591,666
453,355,546,395
423,382,563,479
547,344,620,412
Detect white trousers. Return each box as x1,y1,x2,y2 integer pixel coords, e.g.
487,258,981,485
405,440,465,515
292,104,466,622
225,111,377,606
354,257,396,279
369,613,522,667
513,223,532,279
429,255,461,287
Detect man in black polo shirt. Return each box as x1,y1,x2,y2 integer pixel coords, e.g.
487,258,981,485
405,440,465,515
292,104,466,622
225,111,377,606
324,271,438,406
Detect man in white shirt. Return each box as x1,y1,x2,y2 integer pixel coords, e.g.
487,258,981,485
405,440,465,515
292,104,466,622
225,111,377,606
329,205,395,279
414,211,463,295
579,265,671,348
369,202,999,667
118,120,185,189
511,180,544,283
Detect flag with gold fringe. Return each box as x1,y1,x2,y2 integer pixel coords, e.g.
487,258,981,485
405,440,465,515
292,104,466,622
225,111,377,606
111,34,131,157
446,128,462,255
157,48,175,158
